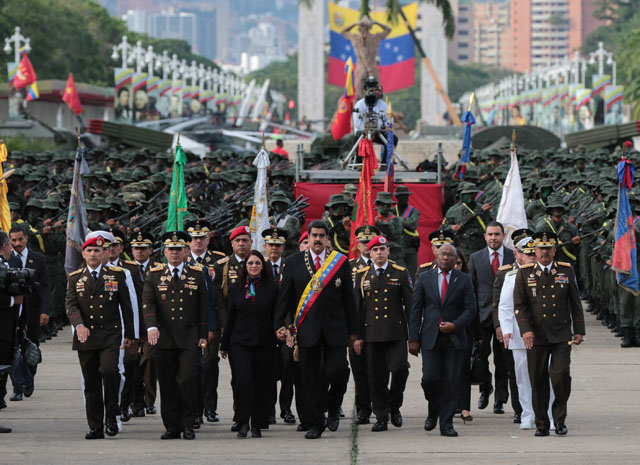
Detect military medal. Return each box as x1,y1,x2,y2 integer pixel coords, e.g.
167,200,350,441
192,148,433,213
310,278,322,292
335,278,342,288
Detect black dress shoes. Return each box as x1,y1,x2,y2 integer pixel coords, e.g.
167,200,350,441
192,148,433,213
192,416,202,429
0,425,11,433
424,416,437,431
440,426,459,437
161,430,181,440
23,384,34,398
371,420,388,432
297,423,310,432
231,422,240,432
183,427,195,440
105,417,118,437
513,413,521,424
251,426,262,438
120,408,131,423
304,425,324,439
535,428,550,437
478,388,493,410
280,410,296,424
390,411,403,428
206,410,220,422
555,424,568,435
85,428,104,440
236,423,249,438
354,415,370,425
268,415,276,425
10,393,22,402
338,407,346,418
131,408,145,417
493,401,504,414
326,415,339,432
0,399,6,410
146,405,157,415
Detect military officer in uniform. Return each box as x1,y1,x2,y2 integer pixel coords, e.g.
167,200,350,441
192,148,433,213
353,235,412,432
394,186,421,278
66,236,135,439
143,231,209,440
513,231,585,437
416,229,455,278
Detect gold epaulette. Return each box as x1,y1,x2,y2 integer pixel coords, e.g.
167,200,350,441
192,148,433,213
69,269,82,277
557,261,572,267
107,265,124,272
124,260,138,266
216,256,230,265
150,264,166,272
211,250,226,257
419,262,433,269
188,264,203,271
357,266,370,273
521,263,535,269
392,263,406,271
498,264,513,271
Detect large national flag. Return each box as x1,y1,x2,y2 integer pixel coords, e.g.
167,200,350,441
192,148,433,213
331,57,355,141
26,82,39,101
166,144,188,231
348,138,379,258
328,2,417,93
0,141,11,232
64,147,90,274
249,148,271,253
612,154,639,294
496,142,528,249
12,54,37,90
63,73,83,116
454,108,475,180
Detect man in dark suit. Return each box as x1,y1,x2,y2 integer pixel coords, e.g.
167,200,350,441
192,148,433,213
467,221,516,414
7,225,49,400
143,231,208,440
274,220,358,439
66,235,135,439
409,243,476,437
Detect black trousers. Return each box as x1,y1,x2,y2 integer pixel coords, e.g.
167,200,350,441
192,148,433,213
0,339,14,402
154,347,198,433
274,342,295,413
348,344,371,418
132,341,156,409
230,343,275,427
420,335,461,430
201,338,220,413
298,338,348,428
77,346,121,430
527,342,572,430
478,325,509,402
366,340,409,421
456,330,473,411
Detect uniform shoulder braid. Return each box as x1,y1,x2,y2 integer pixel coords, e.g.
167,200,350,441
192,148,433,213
498,264,513,271
392,263,406,271
188,264,203,271
557,261,572,267
106,265,124,272
419,262,433,269
69,268,83,277
521,263,535,269
211,250,226,257
357,266,370,273
216,256,230,265
124,260,138,266
150,264,166,272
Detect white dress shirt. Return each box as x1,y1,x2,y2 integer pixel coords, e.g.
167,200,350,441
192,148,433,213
498,266,525,350
309,249,327,269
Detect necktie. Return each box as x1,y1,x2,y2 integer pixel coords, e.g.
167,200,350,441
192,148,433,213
491,251,500,276
196,256,204,264
377,268,384,278
367,259,373,267
273,264,279,278
16,252,23,269
173,267,180,281
139,264,145,282
441,271,448,303
91,271,98,280
315,256,321,272
544,267,550,277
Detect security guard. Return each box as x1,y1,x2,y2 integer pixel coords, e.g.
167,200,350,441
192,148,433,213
416,229,455,278
353,235,412,432
143,231,208,440
394,186,421,279
513,231,585,437
66,235,135,439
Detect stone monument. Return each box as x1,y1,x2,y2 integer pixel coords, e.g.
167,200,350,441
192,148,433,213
297,0,325,131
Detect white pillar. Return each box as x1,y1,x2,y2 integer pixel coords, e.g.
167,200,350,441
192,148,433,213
420,3,448,126
297,0,325,131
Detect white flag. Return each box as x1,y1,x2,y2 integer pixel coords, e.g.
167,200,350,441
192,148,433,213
496,148,528,248
250,148,271,253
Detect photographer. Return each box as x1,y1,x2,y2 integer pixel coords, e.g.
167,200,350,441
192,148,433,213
352,76,398,166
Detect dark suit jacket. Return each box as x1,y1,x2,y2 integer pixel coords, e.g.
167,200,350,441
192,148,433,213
409,268,477,351
468,247,515,326
9,248,49,326
274,250,358,348
0,260,18,348
220,279,278,350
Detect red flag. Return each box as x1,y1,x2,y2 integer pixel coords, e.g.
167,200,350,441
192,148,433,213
348,139,379,259
331,95,354,141
13,54,37,90
63,73,83,116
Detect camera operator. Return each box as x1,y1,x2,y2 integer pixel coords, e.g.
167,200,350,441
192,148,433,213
352,76,399,167
0,230,24,433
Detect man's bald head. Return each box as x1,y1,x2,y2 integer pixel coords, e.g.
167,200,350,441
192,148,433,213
436,244,457,272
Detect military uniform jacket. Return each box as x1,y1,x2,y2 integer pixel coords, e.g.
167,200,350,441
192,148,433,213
142,263,208,350
492,263,515,330
212,254,244,329
513,261,586,345
395,204,421,249
355,263,413,342
66,265,135,351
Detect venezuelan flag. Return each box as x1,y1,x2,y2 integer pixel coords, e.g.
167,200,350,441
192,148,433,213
605,85,624,111
26,81,39,101
328,2,417,93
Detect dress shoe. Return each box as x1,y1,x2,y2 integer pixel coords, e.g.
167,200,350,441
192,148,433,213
192,416,202,429
251,426,262,438
478,388,493,410
424,416,437,431
326,415,339,432
23,384,34,398
10,393,22,402
206,410,220,422
513,413,521,424
231,422,240,432
535,428,550,437
85,428,104,440
160,430,181,439
297,423,310,432
354,415,370,425
268,415,276,425
338,407,345,418
304,425,324,439
146,404,157,415
371,420,388,432
390,410,403,428
440,426,458,437
621,328,635,348
105,417,119,437
0,399,6,410
460,412,473,424
131,408,145,417
183,427,195,440
0,425,11,433
237,423,249,438
555,423,568,435
493,401,504,414
120,408,131,423
280,410,296,424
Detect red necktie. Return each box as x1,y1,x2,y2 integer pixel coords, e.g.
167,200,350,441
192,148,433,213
441,271,448,303
315,256,321,271
491,251,500,276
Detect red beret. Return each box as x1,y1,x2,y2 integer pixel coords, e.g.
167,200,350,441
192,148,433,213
230,225,251,241
368,235,389,251
299,231,309,244
82,236,106,250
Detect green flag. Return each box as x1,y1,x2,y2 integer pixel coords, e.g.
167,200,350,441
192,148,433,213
166,143,188,231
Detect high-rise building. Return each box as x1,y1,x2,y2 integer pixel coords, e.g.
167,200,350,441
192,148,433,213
448,0,475,65
473,0,510,68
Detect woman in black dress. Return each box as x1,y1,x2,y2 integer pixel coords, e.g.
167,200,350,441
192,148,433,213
220,250,279,438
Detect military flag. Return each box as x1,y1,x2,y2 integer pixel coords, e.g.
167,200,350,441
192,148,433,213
0,141,11,232
331,57,355,141
166,143,188,231
63,73,83,116
250,146,271,253
349,138,379,259
496,133,528,248
12,54,36,90
64,146,90,274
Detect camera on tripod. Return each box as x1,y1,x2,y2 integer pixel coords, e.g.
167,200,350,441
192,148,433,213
0,267,38,296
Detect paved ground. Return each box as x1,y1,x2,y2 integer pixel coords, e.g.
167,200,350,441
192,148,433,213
1,310,639,465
